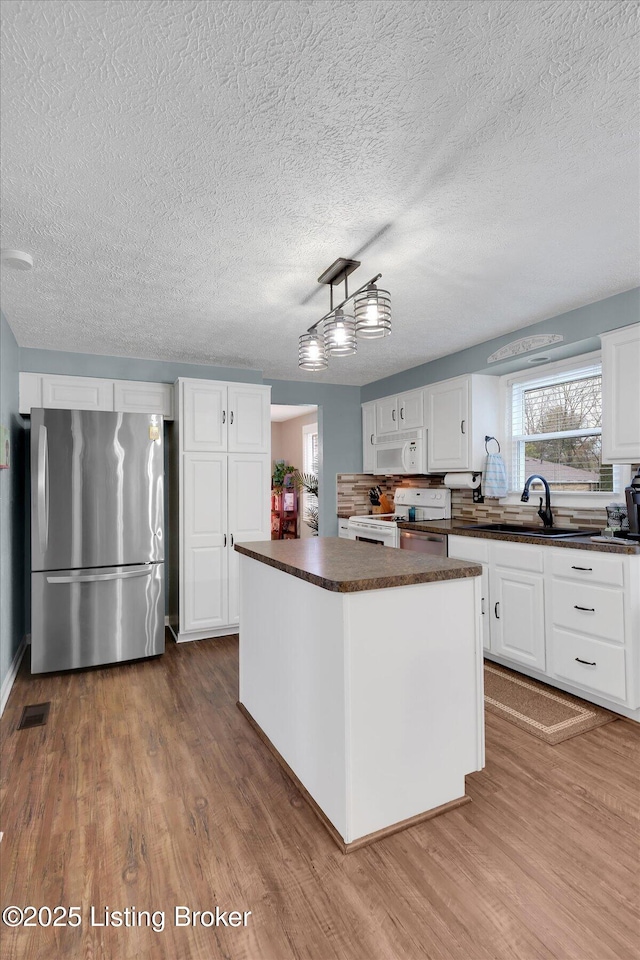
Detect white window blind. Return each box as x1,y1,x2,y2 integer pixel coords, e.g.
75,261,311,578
508,359,614,493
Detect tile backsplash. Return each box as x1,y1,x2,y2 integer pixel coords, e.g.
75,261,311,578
336,473,611,530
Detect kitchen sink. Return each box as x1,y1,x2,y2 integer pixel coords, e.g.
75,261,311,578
462,523,596,539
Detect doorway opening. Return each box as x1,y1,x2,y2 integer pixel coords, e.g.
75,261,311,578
270,405,319,540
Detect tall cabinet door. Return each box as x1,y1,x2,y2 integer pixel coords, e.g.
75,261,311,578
227,454,271,625
182,381,227,451
227,385,271,453
427,376,470,471
182,454,228,632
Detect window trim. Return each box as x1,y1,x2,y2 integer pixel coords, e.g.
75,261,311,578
499,351,632,507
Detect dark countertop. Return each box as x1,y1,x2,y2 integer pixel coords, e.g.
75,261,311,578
395,518,640,554
235,537,482,593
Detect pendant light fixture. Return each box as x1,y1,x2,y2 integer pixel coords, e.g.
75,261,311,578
298,257,392,372
298,331,328,371
324,307,357,356
354,282,391,339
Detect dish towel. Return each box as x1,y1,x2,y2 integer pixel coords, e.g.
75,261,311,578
482,453,509,498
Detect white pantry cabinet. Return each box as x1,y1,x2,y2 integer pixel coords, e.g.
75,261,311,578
173,378,271,642
601,323,640,463
180,379,270,454
19,372,174,418
425,375,499,473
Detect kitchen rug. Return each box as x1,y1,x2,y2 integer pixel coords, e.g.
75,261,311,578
484,662,617,744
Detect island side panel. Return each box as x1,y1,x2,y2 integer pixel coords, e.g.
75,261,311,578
238,554,348,838
344,576,483,842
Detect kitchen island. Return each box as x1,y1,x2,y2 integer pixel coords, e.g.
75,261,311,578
235,537,484,852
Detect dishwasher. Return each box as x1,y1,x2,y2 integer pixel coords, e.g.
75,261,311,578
399,529,448,557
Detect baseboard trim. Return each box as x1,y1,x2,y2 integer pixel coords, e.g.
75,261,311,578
0,636,28,718
237,701,471,854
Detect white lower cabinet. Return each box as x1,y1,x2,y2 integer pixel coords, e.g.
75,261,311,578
447,535,491,651
491,567,545,670
179,452,270,640
447,535,640,718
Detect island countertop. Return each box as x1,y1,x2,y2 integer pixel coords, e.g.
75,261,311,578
234,536,481,593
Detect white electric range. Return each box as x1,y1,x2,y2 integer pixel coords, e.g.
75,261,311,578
347,488,451,548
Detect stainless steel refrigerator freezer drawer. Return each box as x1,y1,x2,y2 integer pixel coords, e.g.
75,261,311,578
31,563,164,673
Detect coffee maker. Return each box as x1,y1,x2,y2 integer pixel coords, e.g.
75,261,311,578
625,468,640,541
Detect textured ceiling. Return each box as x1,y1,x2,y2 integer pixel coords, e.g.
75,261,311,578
1,0,638,386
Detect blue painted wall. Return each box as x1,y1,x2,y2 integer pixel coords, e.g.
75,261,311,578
0,312,27,705
20,348,262,385
361,288,640,401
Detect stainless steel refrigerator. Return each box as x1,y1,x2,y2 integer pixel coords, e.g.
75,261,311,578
30,408,165,673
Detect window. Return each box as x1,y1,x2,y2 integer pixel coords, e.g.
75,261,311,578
302,422,319,533
506,356,622,495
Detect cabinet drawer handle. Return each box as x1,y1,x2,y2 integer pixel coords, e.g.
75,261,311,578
461,419,466,434
571,565,592,571
575,657,597,666
574,605,595,612
371,433,374,445
230,533,234,546
400,407,404,420
224,534,227,547
222,410,226,424
494,602,500,619
392,409,396,421
230,411,234,425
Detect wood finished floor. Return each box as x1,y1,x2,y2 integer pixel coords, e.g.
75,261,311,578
1,634,638,960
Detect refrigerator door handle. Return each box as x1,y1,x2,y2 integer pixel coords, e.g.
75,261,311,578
37,425,49,555
46,567,153,584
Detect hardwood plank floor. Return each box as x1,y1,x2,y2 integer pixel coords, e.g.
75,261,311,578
1,635,638,960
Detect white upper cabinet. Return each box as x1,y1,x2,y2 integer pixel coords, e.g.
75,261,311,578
362,401,376,472
227,385,271,453
601,323,640,463
113,380,173,418
180,380,270,454
42,375,113,411
181,380,227,451
374,389,424,436
425,374,499,472
19,373,174,418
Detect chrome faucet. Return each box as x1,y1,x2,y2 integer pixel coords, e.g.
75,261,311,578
521,474,553,528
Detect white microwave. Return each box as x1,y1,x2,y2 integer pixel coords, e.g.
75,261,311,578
373,429,428,475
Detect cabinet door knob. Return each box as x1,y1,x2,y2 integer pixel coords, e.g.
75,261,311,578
230,533,234,546
223,534,227,546
494,602,500,619
392,409,396,422
575,657,597,666
400,407,404,420
370,433,374,445
230,411,234,425
222,410,226,424
460,419,466,434
574,605,595,612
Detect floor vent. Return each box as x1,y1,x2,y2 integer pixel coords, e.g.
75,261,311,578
17,702,51,730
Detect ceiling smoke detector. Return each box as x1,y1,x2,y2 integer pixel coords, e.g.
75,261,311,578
1,249,33,270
